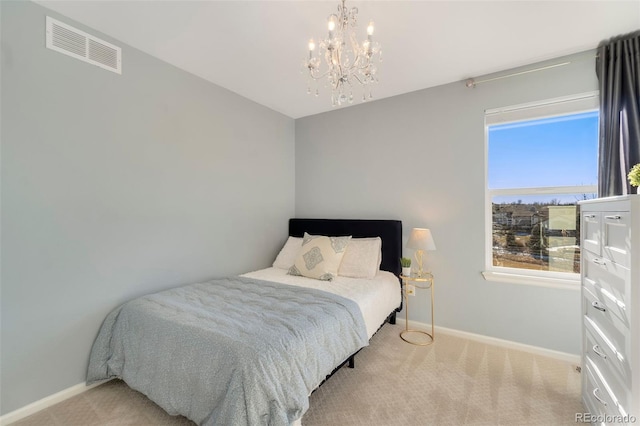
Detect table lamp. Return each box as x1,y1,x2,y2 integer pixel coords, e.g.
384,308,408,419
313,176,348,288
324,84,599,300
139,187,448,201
406,228,436,278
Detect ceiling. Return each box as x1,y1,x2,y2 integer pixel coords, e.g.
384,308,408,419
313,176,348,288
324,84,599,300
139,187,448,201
34,1,640,119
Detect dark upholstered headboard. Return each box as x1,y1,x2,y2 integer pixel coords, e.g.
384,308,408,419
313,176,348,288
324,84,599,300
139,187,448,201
289,219,402,277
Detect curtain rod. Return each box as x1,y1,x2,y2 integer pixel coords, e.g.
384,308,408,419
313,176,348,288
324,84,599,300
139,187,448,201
465,54,597,88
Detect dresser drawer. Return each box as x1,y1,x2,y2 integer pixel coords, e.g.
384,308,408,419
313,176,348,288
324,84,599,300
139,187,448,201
584,319,630,409
582,211,601,256
582,360,617,418
584,358,631,421
583,288,628,359
602,212,631,268
583,251,629,324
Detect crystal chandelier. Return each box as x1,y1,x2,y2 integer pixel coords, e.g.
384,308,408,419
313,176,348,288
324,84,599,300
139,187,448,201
303,0,381,107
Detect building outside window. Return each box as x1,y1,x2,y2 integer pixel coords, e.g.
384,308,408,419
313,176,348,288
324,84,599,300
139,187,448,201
484,93,599,286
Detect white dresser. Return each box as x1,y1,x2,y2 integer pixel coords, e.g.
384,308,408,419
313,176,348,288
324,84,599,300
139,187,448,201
579,195,639,423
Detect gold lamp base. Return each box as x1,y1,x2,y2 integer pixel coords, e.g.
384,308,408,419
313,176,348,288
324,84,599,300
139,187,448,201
400,329,434,346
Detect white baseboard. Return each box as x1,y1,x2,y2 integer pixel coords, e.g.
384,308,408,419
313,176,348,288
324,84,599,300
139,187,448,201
395,318,581,365
0,379,111,425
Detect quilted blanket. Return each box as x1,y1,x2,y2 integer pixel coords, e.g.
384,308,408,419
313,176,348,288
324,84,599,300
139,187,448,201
87,276,368,425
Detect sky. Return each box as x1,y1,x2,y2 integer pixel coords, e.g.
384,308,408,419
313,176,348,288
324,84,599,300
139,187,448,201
488,110,598,204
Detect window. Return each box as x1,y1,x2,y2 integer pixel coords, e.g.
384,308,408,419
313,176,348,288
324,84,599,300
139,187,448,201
484,94,599,287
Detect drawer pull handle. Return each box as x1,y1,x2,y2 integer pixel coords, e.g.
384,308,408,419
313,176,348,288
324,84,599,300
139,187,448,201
593,258,606,266
591,301,606,312
593,388,607,406
592,345,607,360
605,215,622,220
585,214,597,218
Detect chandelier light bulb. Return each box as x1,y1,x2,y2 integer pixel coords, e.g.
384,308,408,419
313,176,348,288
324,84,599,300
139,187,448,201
308,39,316,51
367,21,375,36
327,15,338,34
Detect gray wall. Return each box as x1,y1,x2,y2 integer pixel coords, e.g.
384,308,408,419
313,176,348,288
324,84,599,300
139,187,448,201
1,1,295,415
296,51,597,355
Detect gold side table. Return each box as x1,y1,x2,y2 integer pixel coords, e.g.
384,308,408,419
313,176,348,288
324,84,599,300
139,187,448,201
400,273,434,346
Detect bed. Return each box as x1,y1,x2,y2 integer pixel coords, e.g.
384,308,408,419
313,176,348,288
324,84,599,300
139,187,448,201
86,218,402,425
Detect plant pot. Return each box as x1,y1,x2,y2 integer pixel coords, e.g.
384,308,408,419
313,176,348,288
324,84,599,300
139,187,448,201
402,267,411,277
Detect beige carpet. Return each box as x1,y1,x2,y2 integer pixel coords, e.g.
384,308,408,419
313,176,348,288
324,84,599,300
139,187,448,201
12,324,583,425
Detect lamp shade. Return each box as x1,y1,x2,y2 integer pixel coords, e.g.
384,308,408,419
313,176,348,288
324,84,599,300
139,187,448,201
406,228,436,251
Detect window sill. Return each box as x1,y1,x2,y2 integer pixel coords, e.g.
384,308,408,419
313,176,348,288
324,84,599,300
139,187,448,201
481,270,580,290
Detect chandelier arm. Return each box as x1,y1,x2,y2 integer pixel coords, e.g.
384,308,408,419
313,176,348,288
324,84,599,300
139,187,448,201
352,74,364,85
350,55,373,72
355,52,370,67
347,62,367,73
349,53,372,72
308,69,331,80
333,75,341,91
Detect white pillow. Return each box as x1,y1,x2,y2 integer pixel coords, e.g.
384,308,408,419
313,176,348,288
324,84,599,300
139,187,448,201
288,233,351,281
338,237,382,279
272,237,303,269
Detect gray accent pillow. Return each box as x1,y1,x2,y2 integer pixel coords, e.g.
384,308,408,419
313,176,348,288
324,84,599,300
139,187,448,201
288,233,351,281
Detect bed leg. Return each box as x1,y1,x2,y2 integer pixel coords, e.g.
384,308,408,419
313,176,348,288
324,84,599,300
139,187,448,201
388,312,396,325
348,355,355,368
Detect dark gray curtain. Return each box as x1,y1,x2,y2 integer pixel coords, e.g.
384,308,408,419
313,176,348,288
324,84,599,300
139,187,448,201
596,30,640,196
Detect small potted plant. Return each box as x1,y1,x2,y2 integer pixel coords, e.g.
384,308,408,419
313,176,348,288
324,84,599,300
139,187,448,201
400,257,412,277
628,163,640,194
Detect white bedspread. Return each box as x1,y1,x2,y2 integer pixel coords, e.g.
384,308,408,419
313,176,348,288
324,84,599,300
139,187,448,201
242,267,401,339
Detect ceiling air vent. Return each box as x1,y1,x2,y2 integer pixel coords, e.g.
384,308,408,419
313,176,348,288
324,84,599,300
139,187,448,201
46,16,121,74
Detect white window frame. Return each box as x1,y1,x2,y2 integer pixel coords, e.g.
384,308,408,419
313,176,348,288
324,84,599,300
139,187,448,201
482,92,599,289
